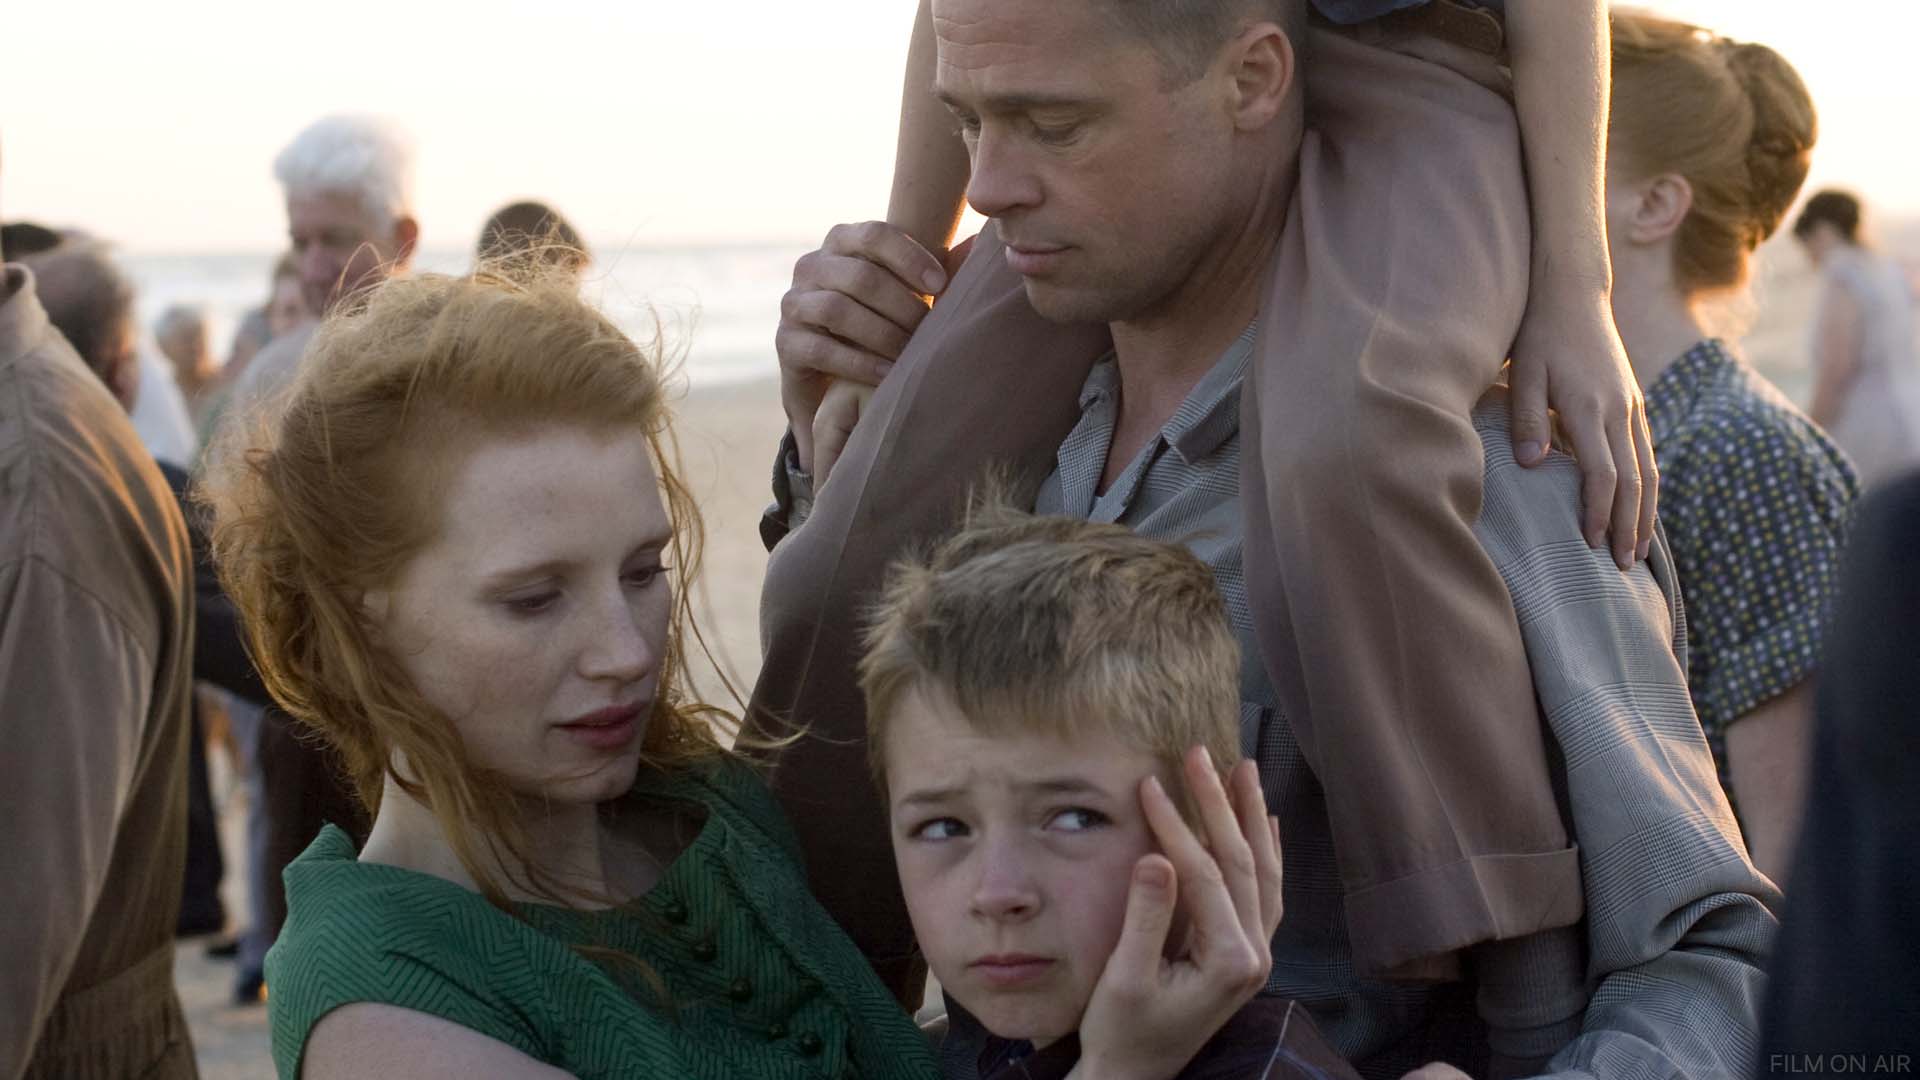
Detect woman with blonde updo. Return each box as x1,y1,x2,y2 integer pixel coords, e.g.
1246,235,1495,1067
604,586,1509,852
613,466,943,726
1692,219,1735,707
1602,10,1858,880
205,266,1280,1078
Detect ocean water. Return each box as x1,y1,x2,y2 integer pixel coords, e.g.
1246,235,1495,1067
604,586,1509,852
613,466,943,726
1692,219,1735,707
122,244,811,388
120,228,1920,406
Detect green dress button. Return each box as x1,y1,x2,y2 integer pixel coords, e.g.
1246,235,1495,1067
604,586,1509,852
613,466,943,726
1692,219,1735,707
691,938,717,962
766,1020,788,1041
728,976,754,1002
662,899,688,924
796,1031,824,1056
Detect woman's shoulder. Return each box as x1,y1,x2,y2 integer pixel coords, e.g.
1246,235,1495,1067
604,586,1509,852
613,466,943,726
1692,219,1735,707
1658,344,1856,496
267,827,557,1077
275,826,511,945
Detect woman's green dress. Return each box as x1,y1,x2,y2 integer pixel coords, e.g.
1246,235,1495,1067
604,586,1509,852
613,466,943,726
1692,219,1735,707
266,759,937,1079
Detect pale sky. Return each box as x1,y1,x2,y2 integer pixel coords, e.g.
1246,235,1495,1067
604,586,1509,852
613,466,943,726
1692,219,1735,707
4,1,1915,254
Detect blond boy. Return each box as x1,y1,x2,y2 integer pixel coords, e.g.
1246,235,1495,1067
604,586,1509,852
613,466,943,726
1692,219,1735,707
861,509,1354,1080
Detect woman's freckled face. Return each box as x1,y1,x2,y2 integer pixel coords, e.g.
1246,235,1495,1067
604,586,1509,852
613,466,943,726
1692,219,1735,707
369,425,673,806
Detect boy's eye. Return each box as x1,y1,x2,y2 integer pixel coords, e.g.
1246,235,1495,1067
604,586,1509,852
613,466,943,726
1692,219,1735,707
1046,807,1109,833
911,817,969,841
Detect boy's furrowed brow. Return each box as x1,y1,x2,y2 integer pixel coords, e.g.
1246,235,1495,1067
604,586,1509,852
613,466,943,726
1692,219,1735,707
895,784,967,809
1018,776,1119,800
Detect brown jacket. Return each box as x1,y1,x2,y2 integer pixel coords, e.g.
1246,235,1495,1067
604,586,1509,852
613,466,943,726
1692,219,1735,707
0,265,198,1078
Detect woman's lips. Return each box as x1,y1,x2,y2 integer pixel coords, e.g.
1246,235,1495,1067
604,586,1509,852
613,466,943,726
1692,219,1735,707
969,954,1056,988
556,703,642,751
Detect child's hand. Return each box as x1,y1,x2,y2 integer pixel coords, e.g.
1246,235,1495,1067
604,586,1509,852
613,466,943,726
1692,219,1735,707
776,222,947,471
1071,751,1283,1080
811,379,874,490
1508,289,1658,570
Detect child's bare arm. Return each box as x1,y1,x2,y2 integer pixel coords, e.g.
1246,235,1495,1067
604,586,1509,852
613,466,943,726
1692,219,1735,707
888,0,972,257
1507,0,1658,568
793,0,970,485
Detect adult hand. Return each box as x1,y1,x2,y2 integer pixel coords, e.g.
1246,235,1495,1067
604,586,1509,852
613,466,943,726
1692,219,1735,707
1071,750,1284,1080
1507,288,1658,570
777,221,947,471
1400,1064,1474,1080
794,233,980,485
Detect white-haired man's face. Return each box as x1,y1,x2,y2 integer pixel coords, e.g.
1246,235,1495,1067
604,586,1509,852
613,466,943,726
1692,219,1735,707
286,190,417,316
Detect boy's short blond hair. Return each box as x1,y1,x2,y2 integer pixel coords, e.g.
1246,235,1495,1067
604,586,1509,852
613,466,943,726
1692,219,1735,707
859,504,1243,800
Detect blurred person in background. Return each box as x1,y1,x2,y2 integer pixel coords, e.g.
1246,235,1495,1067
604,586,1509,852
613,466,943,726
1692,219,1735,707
220,112,418,1003
475,198,591,279
233,114,418,408
1797,189,1920,487
0,144,199,1080
0,220,63,259
1602,11,1857,881
200,254,310,448
155,304,217,419
8,223,198,468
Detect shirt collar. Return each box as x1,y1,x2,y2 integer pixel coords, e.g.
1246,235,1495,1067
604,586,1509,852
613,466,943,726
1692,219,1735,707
1075,321,1257,465
0,265,51,364
1644,338,1734,449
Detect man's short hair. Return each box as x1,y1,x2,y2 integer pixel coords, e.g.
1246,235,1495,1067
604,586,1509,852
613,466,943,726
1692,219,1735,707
273,114,416,227
1098,0,1309,83
1794,189,1864,245
476,200,590,272
859,501,1244,800
21,242,135,381
0,221,63,260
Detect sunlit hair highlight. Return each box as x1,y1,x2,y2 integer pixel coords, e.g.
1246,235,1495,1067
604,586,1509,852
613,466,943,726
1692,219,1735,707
859,498,1242,819
1610,9,1817,295
203,262,735,921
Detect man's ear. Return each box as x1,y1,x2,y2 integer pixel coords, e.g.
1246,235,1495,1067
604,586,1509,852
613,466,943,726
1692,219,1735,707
1628,174,1694,245
391,215,421,269
1224,22,1298,131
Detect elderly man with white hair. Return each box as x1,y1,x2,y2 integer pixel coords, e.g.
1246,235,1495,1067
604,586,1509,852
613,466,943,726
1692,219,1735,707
233,114,417,407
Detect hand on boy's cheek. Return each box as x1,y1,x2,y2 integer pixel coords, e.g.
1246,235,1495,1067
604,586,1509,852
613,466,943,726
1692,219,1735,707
1164,884,1193,962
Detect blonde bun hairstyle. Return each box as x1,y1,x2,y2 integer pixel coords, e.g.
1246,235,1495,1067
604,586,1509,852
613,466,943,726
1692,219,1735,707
1610,10,1818,294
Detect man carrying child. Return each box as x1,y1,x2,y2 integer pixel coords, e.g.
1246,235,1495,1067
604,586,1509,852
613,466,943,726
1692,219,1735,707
755,0,1777,1075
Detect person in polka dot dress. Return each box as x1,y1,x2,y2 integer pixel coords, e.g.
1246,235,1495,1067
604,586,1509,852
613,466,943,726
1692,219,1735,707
1603,10,1859,881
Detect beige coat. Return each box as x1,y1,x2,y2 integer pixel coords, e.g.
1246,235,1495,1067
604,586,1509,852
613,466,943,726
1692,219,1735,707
0,265,198,1078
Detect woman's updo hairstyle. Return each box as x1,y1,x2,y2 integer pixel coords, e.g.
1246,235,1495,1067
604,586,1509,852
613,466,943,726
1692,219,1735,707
1610,10,1818,294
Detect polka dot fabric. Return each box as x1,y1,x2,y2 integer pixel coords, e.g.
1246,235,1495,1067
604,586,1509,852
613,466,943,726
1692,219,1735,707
1645,339,1860,814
